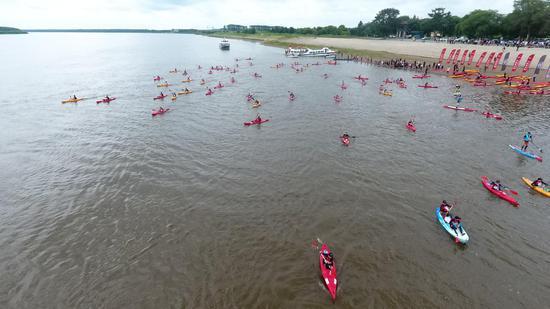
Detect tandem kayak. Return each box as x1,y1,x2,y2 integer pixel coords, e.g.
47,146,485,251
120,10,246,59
443,105,478,112
435,207,469,244
96,97,116,103
509,145,542,162
244,119,269,126
340,136,350,146
319,244,338,302
62,98,84,103
481,176,519,207
151,108,170,116
481,112,503,120
406,122,416,132
521,177,550,198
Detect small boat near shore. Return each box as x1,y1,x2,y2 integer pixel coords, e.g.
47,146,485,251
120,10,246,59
219,39,230,50
285,47,336,58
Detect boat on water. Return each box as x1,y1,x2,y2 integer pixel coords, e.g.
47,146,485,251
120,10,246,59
219,39,230,50
284,47,336,58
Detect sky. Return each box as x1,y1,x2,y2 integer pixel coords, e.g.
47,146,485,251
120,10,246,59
1,0,514,29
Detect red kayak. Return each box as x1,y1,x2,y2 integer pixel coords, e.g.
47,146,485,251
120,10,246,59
340,136,350,146
481,176,519,207
151,108,170,116
96,97,116,103
413,75,430,79
319,244,338,302
153,94,167,100
418,85,438,88
406,122,416,132
205,91,214,96
481,112,503,120
243,119,269,126
443,105,478,112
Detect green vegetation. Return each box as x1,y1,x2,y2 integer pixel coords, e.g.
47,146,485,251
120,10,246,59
0,27,27,34
215,0,550,40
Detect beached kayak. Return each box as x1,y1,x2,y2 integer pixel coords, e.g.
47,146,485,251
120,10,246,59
509,145,542,162
151,108,170,116
244,119,269,126
435,207,469,244
319,244,337,302
418,85,438,88
443,105,478,112
406,123,416,132
96,97,116,103
481,112,503,120
153,94,167,100
481,176,519,206
62,98,84,103
340,136,350,146
521,177,550,198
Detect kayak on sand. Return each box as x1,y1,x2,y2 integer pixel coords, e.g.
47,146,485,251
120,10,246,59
435,207,469,244
521,177,550,198
443,105,478,112
481,176,519,207
509,145,542,162
319,244,338,302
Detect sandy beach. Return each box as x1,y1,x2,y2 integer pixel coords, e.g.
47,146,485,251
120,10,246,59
284,37,550,71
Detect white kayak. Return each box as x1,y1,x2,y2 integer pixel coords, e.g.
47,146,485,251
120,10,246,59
435,207,469,244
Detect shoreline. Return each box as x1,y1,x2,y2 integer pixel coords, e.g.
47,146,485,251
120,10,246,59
207,33,550,77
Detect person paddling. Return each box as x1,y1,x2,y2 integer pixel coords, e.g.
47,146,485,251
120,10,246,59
440,200,453,223
450,216,465,236
531,178,547,188
490,180,503,191
521,132,533,151
255,114,262,123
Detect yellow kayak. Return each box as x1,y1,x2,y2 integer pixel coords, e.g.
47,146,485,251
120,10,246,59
157,83,172,87
171,96,177,101
383,92,392,96
177,90,193,95
61,98,84,103
252,103,261,108
465,69,479,73
181,79,193,83
522,177,550,198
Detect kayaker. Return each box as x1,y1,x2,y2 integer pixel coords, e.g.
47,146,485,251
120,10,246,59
407,119,414,127
449,216,464,235
342,133,350,139
159,107,165,112
105,95,110,100
440,200,452,222
184,88,189,92
321,250,334,270
289,92,295,99
521,132,533,151
531,178,547,187
73,95,78,100
183,70,187,76
424,82,429,87
160,92,164,96
455,95,463,105
256,114,262,123
490,180,503,191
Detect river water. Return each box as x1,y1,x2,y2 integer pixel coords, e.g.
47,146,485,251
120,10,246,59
0,33,549,308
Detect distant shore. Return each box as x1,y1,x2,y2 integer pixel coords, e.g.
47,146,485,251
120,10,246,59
208,32,550,72
0,27,27,34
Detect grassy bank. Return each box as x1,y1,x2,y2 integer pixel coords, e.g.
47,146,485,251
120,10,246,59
0,27,27,34
206,31,439,64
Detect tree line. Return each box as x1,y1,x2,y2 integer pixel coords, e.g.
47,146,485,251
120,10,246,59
227,0,549,40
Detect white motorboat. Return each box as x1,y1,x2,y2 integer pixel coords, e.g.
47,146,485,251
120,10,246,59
301,47,336,57
219,39,230,50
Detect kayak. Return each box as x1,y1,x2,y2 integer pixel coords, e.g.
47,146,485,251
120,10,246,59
244,119,269,126
413,75,430,79
481,176,519,206
341,136,350,146
509,145,542,162
177,90,193,95
153,94,167,100
205,91,214,96
521,177,550,198
62,98,84,103
435,207,469,244
96,97,116,103
171,96,177,101
251,103,261,108
383,92,392,96
319,244,338,302
214,84,224,89
406,123,416,132
418,85,438,88
153,77,161,81
333,96,342,102
181,79,192,83
443,105,478,112
289,96,295,101
481,112,503,120
151,108,170,116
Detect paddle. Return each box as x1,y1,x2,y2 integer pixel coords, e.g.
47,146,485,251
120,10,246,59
502,185,519,196
531,141,543,153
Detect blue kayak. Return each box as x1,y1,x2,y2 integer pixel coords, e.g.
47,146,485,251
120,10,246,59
435,207,469,244
509,145,542,162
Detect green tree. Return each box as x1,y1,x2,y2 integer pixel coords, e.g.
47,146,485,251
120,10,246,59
372,8,400,36
427,8,459,36
457,10,503,38
503,0,550,39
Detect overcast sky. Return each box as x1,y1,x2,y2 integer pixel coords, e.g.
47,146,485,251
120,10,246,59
2,0,514,29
